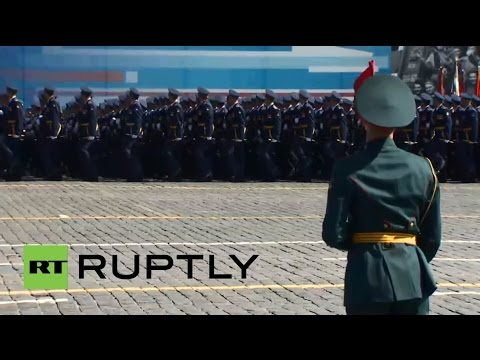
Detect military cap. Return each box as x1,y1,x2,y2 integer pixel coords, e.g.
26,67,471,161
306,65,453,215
228,89,240,98
443,95,452,103
433,92,444,101
355,74,416,128
420,93,432,102
197,87,210,95
450,94,461,103
324,94,332,100
129,87,140,99
219,95,227,103
299,89,310,99
98,103,106,110
6,85,18,94
472,95,480,103
331,91,342,100
314,97,324,104
308,97,315,105
146,96,155,105
44,86,55,96
168,88,180,97
188,94,197,102
290,92,299,101
342,98,353,106
81,87,93,97
157,93,168,101
283,95,291,102
274,97,283,105
265,89,276,99
140,99,148,108
461,92,472,100
31,99,41,108
256,93,266,101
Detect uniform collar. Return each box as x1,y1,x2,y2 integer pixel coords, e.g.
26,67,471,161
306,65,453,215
365,137,396,151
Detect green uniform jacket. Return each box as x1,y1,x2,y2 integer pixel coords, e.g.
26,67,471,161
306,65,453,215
322,137,441,306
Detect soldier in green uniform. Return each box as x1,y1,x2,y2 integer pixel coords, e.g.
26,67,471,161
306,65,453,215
322,75,441,315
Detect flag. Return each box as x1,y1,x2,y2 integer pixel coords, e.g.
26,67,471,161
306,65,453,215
354,60,376,94
452,58,462,95
437,66,445,95
476,65,480,97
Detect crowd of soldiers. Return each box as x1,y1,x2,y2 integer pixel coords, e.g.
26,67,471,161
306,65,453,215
0,84,478,183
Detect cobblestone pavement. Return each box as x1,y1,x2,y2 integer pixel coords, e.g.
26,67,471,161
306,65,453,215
0,181,479,315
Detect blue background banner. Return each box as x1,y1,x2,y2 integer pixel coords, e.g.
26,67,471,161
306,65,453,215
0,46,391,106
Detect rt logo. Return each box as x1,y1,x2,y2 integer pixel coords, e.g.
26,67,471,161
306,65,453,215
23,245,68,290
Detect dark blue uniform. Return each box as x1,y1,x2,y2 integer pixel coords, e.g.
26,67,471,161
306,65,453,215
453,105,478,182
322,103,348,179
280,103,297,178
213,104,228,180
192,99,214,181
162,99,184,180
291,101,315,181
119,99,143,181
75,99,98,181
394,111,419,153
427,105,452,179
256,102,281,181
38,96,62,180
2,96,25,180
222,102,246,181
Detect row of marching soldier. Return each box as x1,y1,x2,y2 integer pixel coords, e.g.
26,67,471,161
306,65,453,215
0,85,478,182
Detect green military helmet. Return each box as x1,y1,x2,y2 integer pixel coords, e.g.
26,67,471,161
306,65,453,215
355,74,416,128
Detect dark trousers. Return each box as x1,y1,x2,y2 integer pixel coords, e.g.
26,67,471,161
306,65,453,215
121,137,143,182
162,140,183,180
455,141,476,182
37,138,61,180
291,139,314,182
322,140,347,180
1,137,25,180
346,297,430,315
76,139,98,181
222,140,245,181
255,141,279,181
192,139,213,181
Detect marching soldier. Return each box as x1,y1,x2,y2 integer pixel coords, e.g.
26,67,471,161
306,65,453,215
452,93,478,182
75,87,98,182
222,89,246,181
279,94,296,179
323,74,441,315
291,90,315,182
1,86,25,181
190,87,214,181
256,90,281,181
162,88,184,181
37,87,62,180
322,91,348,179
140,96,157,178
0,93,8,173
429,92,452,181
473,95,480,179
415,93,433,158
245,94,265,180
393,94,419,153
213,95,228,180
342,99,358,154
119,88,143,182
